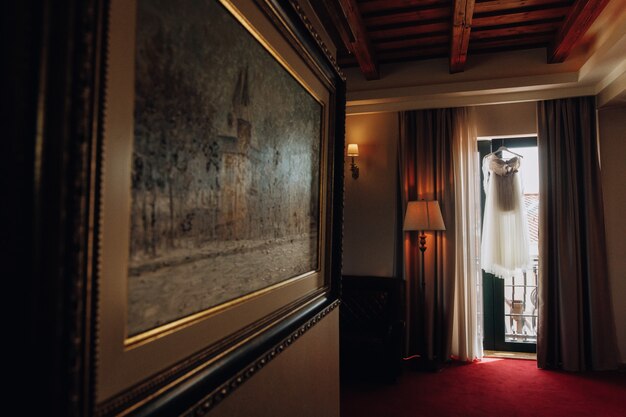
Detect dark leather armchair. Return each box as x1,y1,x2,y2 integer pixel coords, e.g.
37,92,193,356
340,276,405,383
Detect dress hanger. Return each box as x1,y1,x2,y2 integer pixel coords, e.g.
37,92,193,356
483,145,524,159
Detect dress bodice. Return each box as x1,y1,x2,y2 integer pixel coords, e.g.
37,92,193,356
482,155,522,212
487,155,520,177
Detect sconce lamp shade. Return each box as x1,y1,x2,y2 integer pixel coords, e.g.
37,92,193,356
403,200,446,231
347,143,359,156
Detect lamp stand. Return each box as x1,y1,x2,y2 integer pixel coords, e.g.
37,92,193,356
419,230,426,298
403,200,446,372
410,231,442,372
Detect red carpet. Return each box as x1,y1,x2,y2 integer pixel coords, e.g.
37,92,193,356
341,358,626,417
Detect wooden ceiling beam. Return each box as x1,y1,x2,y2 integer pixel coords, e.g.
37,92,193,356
474,0,567,14
450,0,475,73
319,0,356,51
370,22,450,41
335,0,379,80
364,7,451,27
548,0,610,63
374,35,450,52
359,0,448,15
472,7,569,28
471,33,554,50
470,22,561,40
377,46,449,62
339,46,449,66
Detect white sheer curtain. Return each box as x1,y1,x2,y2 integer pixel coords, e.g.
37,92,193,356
450,107,483,361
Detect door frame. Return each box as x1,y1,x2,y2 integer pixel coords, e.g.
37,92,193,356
479,136,538,353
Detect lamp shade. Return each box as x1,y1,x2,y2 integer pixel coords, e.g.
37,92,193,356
347,143,359,156
403,200,446,231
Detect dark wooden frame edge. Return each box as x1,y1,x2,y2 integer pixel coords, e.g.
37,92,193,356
19,0,345,416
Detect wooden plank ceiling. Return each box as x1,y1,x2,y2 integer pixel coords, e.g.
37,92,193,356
312,0,611,79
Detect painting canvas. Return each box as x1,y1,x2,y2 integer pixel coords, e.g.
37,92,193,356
128,0,323,337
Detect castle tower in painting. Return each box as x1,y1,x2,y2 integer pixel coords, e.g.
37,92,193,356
218,66,254,240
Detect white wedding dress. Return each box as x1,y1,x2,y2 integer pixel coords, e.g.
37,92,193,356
481,155,531,279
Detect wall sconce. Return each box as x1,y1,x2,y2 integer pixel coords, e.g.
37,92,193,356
347,143,359,179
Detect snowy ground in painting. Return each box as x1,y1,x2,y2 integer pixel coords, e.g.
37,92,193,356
127,234,317,336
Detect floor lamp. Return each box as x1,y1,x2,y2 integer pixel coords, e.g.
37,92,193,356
403,200,446,370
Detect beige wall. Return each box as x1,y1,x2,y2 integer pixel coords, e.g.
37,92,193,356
343,112,398,277
212,309,340,417
474,102,536,137
598,106,626,363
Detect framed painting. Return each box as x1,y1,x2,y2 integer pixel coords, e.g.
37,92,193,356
84,0,345,415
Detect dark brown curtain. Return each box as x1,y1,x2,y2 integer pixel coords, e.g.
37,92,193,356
399,109,456,362
537,96,620,371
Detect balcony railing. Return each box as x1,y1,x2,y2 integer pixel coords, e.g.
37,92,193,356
503,257,539,344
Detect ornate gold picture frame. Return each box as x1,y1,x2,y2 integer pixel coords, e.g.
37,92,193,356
90,0,344,415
